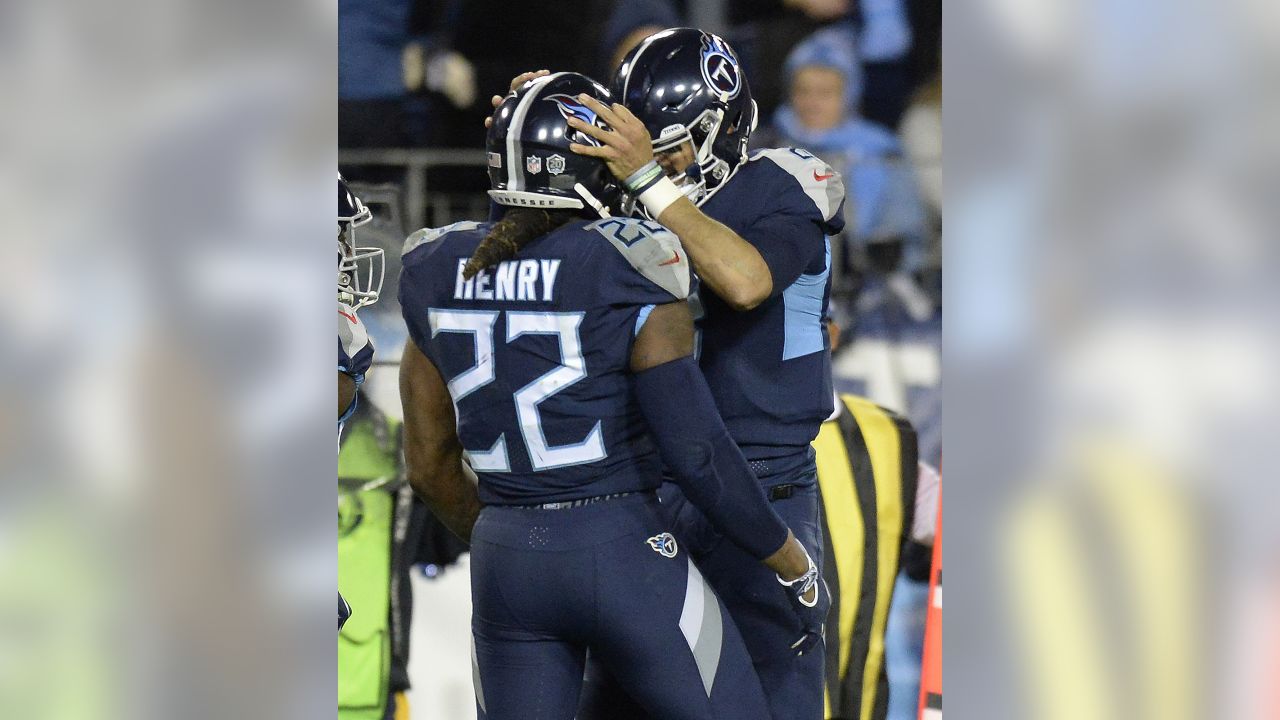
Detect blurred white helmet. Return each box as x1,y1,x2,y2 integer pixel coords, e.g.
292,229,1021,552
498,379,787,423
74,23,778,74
338,174,384,310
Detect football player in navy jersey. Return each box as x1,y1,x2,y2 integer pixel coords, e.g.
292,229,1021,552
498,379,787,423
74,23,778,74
563,28,846,720
399,72,828,720
338,174,384,631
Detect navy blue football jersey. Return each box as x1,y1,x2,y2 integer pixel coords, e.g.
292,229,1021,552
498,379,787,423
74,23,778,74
695,147,846,467
399,217,694,505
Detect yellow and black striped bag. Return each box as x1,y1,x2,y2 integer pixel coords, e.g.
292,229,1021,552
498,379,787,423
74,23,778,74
813,394,919,720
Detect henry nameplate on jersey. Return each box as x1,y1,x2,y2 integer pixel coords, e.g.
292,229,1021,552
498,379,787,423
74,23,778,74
453,258,561,302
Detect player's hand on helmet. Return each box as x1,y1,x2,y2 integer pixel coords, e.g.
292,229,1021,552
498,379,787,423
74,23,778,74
566,94,655,182
777,543,830,656
484,70,550,128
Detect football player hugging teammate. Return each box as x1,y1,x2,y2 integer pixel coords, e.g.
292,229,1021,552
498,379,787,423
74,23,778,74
398,71,828,720
544,29,845,720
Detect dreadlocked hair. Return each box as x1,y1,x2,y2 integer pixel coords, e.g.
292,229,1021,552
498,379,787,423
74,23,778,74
462,208,578,279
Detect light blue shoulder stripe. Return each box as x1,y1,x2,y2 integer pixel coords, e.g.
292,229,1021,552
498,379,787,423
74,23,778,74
781,237,831,360
634,304,656,336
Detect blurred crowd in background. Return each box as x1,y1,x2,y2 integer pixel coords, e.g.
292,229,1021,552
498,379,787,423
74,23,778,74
339,0,941,466
340,1,941,718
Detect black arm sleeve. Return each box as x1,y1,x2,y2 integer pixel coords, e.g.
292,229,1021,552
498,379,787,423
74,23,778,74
634,356,790,559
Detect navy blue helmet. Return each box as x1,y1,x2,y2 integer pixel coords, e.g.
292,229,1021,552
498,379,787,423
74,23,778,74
611,28,758,206
338,173,384,309
486,72,619,217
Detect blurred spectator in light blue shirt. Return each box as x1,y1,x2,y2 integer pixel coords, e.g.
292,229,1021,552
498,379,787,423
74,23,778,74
855,0,912,64
726,0,915,125
757,24,929,295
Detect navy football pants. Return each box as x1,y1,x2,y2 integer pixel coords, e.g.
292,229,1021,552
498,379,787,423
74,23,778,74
469,493,772,720
578,468,827,720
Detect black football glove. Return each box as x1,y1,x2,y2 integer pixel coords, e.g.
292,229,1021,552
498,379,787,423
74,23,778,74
777,544,830,656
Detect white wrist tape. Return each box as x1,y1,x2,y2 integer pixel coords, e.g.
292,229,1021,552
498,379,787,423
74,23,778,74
637,177,683,219
777,544,820,606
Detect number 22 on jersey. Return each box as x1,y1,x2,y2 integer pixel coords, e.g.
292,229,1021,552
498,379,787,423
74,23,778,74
427,309,606,472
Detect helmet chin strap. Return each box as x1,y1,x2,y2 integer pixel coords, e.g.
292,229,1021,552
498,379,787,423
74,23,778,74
675,164,706,204
574,183,612,218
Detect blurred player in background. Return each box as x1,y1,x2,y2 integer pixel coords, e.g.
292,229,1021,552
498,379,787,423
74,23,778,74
399,72,827,720
553,28,845,720
338,174,385,631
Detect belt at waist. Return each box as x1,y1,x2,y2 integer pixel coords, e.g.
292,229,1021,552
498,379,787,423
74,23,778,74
510,491,639,510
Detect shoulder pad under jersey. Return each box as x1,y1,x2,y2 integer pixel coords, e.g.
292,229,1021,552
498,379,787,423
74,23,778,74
586,217,692,300
402,220,484,257
748,147,845,224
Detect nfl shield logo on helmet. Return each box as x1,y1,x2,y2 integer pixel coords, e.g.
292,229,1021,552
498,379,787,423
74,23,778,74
646,532,678,558
546,154,566,175
526,155,542,174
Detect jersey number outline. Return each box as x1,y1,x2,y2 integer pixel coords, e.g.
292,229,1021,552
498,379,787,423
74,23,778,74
585,217,669,247
427,309,606,472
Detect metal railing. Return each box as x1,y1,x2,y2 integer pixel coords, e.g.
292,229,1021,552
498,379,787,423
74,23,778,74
345,144,942,373
341,146,941,235
340,148,489,231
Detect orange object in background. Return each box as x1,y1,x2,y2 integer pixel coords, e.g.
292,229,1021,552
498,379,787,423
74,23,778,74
1271,587,1279,720
918,495,941,720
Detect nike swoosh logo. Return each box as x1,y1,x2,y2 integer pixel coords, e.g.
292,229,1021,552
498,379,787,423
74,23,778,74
813,170,835,182
338,310,358,324
657,251,681,266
